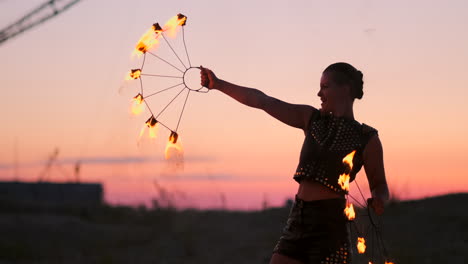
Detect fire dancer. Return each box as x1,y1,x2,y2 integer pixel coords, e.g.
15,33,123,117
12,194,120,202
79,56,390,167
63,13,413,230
200,63,389,264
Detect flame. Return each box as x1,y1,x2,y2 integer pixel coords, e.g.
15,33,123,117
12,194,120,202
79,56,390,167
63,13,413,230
165,132,183,159
342,150,356,172
344,202,355,220
139,116,158,140
385,262,395,264
130,94,145,115
357,237,366,254
131,14,187,57
132,25,161,57
162,13,187,38
338,150,356,192
126,69,141,80
338,173,350,192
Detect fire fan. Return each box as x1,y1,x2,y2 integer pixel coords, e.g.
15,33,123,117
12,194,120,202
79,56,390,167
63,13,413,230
339,151,395,264
122,13,206,160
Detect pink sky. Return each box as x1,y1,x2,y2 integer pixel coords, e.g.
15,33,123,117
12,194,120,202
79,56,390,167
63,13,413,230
1,0,467,209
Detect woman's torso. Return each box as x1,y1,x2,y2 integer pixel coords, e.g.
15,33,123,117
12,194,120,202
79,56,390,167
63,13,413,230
297,179,344,201
294,109,377,201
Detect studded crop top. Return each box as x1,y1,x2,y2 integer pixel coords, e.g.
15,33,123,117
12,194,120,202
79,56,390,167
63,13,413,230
294,109,378,194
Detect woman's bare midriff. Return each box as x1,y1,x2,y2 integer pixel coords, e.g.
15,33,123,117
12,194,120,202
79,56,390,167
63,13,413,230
297,179,344,201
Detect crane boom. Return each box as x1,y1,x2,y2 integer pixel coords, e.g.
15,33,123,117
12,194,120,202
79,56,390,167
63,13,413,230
0,0,82,45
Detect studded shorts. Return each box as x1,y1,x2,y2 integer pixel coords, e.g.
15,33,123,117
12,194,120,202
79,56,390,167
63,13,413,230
273,196,352,264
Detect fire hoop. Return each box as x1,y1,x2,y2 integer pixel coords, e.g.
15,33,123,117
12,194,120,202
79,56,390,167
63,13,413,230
122,13,207,159
340,151,395,264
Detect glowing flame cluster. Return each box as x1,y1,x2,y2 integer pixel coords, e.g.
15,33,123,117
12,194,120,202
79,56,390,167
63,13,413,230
132,13,187,57
338,150,356,192
126,13,187,161
357,237,366,254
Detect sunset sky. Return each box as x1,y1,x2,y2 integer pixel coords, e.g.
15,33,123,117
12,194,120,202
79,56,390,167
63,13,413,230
1,0,467,210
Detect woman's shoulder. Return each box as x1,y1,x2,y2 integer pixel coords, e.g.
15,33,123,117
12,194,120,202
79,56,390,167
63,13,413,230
360,123,378,146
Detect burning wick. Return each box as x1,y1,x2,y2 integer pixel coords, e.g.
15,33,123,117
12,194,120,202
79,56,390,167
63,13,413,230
357,237,366,254
130,93,145,115
153,23,163,33
139,116,158,139
169,131,178,144
127,69,141,80
165,131,183,160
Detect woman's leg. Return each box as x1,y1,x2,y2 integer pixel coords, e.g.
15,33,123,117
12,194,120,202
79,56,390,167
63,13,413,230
269,253,304,264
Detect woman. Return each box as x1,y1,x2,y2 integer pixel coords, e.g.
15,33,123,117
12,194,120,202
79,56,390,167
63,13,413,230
200,62,389,264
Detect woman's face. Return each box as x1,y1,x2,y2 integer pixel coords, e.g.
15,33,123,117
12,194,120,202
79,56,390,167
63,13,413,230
317,72,350,113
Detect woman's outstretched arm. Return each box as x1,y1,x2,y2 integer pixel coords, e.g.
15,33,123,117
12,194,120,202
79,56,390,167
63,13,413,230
200,67,316,131
363,135,390,215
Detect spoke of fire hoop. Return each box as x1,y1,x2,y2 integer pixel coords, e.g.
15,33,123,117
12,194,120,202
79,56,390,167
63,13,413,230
139,78,144,95
371,226,376,262
155,87,186,119
182,27,192,68
143,99,154,117
175,90,191,132
376,226,389,259
348,193,366,208
157,120,171,131
141,73,183,79
141,53,147,71
353,179,367,204
147,51,185,73
143,83,184,99
161,33,188,70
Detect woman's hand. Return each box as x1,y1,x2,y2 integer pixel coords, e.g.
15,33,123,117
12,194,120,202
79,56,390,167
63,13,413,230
368,197,385,215
200,66,220,90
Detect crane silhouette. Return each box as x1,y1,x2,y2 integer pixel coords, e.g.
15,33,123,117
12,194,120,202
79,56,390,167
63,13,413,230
0,0,82,45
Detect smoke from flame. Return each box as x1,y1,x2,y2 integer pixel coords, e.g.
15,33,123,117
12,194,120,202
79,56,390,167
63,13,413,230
357,237,366,254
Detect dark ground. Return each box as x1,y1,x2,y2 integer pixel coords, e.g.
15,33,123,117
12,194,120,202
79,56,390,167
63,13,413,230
0,193,467,264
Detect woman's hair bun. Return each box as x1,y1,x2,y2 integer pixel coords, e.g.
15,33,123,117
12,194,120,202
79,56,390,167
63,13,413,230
324,62,364,100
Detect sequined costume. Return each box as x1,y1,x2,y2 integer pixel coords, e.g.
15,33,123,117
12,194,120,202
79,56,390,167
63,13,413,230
294,109,377,193
273,109,377,264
